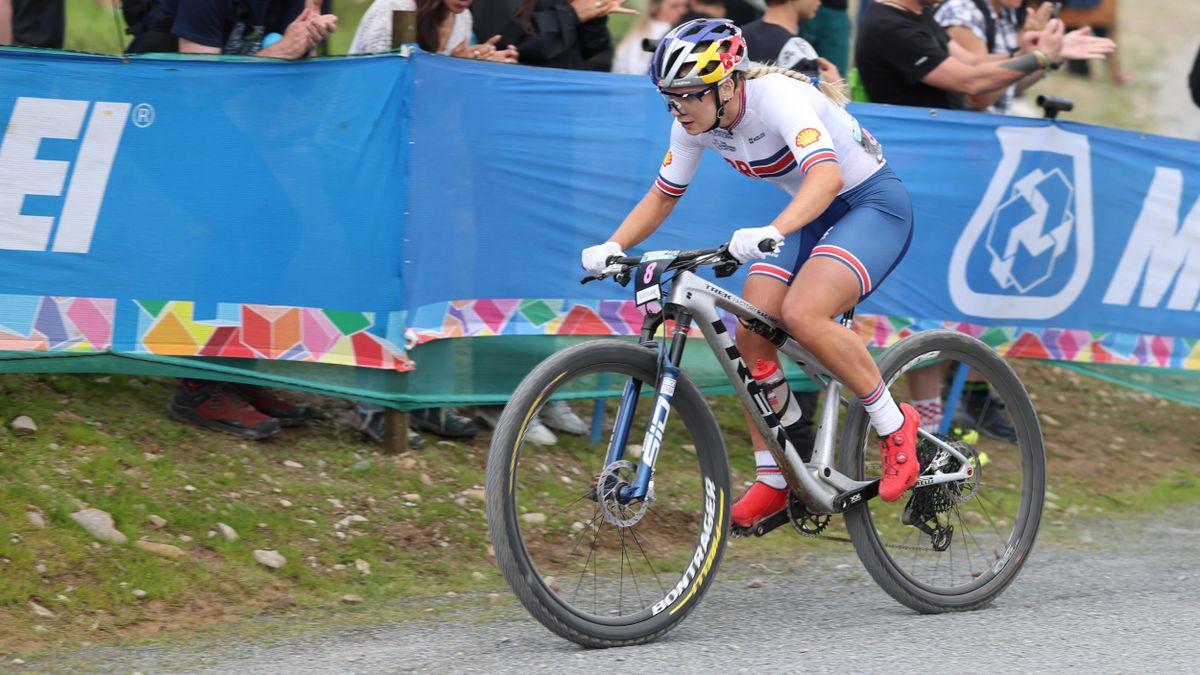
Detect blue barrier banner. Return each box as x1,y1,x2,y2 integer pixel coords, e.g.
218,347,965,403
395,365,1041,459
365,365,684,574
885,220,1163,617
404,55,1200,369
0,50,413,371
1,49,1198,377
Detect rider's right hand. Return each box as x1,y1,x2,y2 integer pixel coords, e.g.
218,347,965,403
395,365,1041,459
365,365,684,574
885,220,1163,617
581,241,625,274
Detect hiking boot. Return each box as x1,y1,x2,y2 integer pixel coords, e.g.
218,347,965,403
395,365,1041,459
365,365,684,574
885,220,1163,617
877,402,921,502
957,387,1017,443
540,400,589,435
168,379,279,440
731,481,789,528
354,404,423,448
230,384,311,427
409,407,477,438
475,406,557,445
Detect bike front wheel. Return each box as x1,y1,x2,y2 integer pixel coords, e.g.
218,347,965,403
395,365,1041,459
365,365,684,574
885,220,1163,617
486,340,731,647
838,329,1046,613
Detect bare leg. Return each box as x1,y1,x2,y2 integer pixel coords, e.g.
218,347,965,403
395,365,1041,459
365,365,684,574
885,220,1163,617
780,257,881,397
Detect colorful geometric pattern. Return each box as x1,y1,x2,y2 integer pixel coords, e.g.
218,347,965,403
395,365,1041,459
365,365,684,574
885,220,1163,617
0,294,412,371
135,301,413,371
0,295,115,352
408,299,1200,371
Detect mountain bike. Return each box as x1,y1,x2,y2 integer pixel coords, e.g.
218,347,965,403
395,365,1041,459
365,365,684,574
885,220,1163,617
485,244,1045,648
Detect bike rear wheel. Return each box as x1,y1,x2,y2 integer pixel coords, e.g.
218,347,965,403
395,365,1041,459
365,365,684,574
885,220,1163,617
486,340,731,647
838,329,1045,613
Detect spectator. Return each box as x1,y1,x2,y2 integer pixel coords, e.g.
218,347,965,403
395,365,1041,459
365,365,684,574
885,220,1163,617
677,0,759,27
935,0,1054,114
129,0,337,59
349,0,518,62
0,0,10,45
798,0,850,77
856,0,1112,439
347,0,518,445
472,0,634,71
125,1,336,439
612,0,686,75
742,0,838,81
855,0,1114,110
1191,44,1200,108
1059,0,1130,85
2,0,64,49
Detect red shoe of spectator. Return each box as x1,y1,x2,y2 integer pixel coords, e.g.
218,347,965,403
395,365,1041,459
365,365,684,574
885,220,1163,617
230,384,311,427
731,481,789,528
168,380,280,439
878,403,921,502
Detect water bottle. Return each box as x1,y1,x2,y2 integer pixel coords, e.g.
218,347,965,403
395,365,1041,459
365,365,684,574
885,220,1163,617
751,359,813,461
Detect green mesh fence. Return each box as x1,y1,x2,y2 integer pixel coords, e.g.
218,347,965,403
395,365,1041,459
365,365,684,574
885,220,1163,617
1,340,1195,409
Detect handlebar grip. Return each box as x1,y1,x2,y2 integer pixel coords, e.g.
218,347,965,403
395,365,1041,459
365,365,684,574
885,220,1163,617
757,239,778,253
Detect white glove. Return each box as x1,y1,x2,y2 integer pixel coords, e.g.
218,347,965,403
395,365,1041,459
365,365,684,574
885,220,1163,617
728,225,785,263
581,241,625,274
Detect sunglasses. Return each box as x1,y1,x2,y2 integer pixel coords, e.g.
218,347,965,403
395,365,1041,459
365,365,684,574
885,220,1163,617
659,83,718,112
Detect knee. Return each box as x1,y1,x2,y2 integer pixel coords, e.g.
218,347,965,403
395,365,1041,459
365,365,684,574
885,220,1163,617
781,302,822,344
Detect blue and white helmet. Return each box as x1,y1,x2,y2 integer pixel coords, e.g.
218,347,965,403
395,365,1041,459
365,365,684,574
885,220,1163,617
650,19,748,89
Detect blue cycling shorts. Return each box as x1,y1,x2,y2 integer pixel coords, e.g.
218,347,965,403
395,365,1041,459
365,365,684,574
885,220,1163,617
746,164,914,301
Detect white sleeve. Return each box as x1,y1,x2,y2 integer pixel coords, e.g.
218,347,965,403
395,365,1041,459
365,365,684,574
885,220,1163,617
755,79,839,176
349,0,417,55
653,122,704,198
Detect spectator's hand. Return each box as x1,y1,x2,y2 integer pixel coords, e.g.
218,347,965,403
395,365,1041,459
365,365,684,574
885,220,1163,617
451,37,499,60
1022,0,1054,33
581,242,624,274
817,57,841,84
266,7,322,59
1025,18,1065,64
486,41,520,64
570,0,638,23
1060,26,1116,62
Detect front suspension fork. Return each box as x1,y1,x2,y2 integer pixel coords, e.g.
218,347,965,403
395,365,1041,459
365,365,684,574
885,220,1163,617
607,312,692,502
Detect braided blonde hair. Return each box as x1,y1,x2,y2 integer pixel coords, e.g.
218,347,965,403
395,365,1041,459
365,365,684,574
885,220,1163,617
742,62,850,107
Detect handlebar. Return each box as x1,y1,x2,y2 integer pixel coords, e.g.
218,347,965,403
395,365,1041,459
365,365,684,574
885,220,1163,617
581,245,731,285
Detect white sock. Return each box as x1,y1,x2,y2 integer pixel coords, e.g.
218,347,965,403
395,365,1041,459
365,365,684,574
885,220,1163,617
861,380,904,437
912,397,943,430
754,449,787,489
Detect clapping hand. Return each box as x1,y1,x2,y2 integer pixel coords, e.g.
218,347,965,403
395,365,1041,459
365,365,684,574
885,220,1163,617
570,0,638,23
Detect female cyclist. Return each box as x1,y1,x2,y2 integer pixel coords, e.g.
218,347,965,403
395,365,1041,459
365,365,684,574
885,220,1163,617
580,18,922,529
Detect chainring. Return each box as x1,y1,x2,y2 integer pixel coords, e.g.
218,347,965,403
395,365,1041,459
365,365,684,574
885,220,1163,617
787,494,831,536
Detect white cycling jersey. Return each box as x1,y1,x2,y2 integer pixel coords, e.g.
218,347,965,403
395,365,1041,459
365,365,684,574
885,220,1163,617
654,73,886,200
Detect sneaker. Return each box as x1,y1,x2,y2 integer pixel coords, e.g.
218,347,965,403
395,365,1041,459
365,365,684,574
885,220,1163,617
523,417,558,446
409,407,477,438
229,384,311,427
540,400,589,435
168,380,279,440
475,405,557,445
731,481,789,528
877,402,921,502
960,388,1017,443
474,405,502,429
354,405,423,448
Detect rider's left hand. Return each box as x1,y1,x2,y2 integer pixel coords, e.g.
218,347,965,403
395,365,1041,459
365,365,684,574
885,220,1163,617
728,225,785,263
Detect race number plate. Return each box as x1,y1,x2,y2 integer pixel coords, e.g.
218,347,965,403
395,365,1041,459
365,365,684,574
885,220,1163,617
634,250,679,308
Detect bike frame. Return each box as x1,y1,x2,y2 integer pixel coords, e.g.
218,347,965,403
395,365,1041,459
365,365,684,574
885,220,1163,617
611,267,975,515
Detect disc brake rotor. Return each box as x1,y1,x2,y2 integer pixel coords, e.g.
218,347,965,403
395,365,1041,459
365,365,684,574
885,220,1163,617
596,460,653,527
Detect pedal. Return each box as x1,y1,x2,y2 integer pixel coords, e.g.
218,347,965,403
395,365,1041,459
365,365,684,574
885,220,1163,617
731,507,790,538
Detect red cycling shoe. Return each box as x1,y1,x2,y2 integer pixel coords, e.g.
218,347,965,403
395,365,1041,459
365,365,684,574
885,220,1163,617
878,402,921,502
731,481,789,528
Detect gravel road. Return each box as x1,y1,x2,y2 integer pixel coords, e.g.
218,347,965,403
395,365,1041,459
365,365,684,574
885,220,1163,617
21,504,1200,674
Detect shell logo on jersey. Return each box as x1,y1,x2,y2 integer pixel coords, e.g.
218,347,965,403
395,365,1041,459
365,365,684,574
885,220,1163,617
663,150,673,167
795,128,821,148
